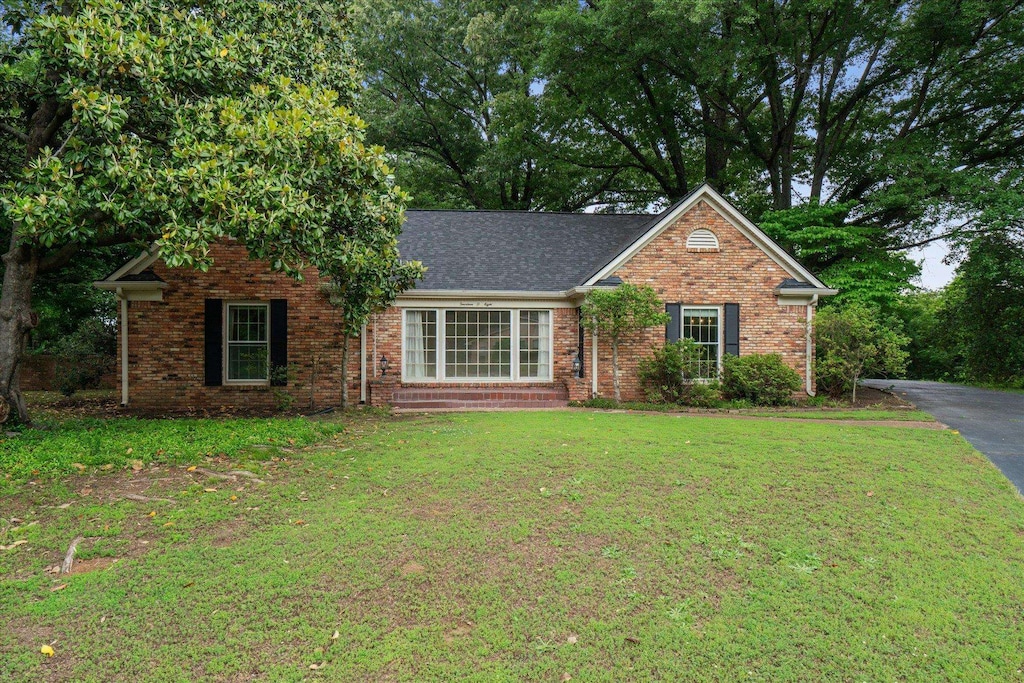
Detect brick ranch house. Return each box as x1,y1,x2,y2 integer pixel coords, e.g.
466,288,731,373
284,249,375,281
94,184,836,411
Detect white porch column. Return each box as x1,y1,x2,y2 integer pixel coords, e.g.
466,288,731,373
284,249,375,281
591,329,598,398
120,295,129,406
805,301,815,396
360,324,367,403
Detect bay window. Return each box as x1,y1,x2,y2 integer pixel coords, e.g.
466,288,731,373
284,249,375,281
403,308,552,381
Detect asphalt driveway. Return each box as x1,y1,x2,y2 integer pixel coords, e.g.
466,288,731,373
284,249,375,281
861,379,1024,495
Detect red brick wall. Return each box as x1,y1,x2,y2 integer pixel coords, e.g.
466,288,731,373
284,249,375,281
20,354,116,392
593,199,812,401
123,242,363,412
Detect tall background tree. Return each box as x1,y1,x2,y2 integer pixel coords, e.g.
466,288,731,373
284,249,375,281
353,0,639,210
358,0,1024,297
1,0,417,424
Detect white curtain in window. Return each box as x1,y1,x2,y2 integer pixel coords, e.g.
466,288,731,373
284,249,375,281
405,310,426,378
536,311,551,379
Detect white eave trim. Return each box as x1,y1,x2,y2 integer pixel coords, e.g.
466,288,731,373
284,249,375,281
582,184,831,290
93,280,168,291
397,289,571,301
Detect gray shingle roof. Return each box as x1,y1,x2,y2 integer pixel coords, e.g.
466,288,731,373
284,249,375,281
117,270,165,283
777,278,814,289
398,210,655,292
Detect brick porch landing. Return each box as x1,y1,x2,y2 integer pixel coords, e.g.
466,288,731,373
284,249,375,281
390,386,569,410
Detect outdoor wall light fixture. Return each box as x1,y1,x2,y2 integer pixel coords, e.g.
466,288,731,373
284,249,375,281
379,354,389,377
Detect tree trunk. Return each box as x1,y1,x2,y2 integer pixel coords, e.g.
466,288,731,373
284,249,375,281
611,338,621,403
1,94,68,426
340,335,350,410
0,233,40,425
851,371,859,404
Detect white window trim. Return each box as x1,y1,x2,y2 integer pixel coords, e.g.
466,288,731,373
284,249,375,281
679,304,724,379
401,307,554,383
223,301,271,386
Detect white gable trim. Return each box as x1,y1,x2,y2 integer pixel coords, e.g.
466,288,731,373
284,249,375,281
104,243,161,282
582,184,831,291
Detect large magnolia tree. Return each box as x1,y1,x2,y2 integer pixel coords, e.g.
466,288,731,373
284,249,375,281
0,0,422,424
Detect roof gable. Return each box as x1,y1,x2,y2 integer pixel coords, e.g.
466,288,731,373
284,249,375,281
582,184,830,290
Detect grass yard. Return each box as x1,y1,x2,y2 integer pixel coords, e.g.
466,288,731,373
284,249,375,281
2,410,1023,681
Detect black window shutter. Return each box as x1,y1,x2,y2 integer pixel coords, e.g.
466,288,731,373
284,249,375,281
666,303,681,342
577,309,585,376
269,299,288,386
204,299,223,386
724,303,740,356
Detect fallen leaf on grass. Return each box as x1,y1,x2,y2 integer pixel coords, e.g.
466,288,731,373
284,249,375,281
309,661,326,670
294,519,306,525
566,634,578,644
163,522,175,528
50,584,67,592
40,645,55,657
186,466,197,472
230,495,238,501
561,674,572,682
148,511,156,518
0,540,27,551
58,502,72,509
99,464,114,471
204,488,217,493
331,630,340,640
130,460,143,472
866,491,874,497
71,463,86,472
625,636,640,645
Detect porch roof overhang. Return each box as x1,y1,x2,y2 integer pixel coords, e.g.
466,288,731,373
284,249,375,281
93,278,168,301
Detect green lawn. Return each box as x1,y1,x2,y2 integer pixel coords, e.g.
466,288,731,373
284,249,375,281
2,411,1022,681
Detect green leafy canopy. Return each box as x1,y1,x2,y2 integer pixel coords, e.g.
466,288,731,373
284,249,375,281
3,0,409,279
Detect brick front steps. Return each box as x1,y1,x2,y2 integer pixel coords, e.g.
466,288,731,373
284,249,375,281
391,386,569,410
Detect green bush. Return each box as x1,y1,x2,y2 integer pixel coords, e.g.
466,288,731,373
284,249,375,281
815,304,909,401
720,353,801,406
638,340,723,407
51,318,116,397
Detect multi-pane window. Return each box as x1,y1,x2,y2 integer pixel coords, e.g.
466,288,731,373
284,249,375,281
519,310,551,379
404,310,437,379
403,308,552,381
681,307,720,379
445,310,512,378
226,304,269,381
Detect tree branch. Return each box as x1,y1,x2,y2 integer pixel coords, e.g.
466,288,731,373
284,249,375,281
37,243,81,273
0,122,28,143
